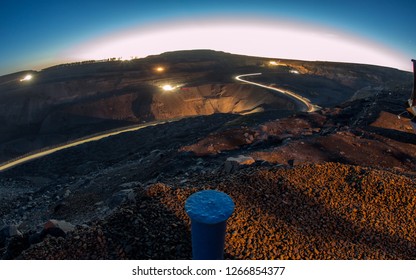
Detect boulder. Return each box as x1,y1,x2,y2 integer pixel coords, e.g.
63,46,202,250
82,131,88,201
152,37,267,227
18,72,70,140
224,155,255,173
41,219,75,238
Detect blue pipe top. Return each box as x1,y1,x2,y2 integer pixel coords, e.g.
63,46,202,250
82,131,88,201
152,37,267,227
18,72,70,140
185,190,235,224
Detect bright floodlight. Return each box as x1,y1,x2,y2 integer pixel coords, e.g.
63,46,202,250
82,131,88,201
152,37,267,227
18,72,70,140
269,61,278,66
20,74,32,82
289,69,300,74
162,85,174,91
155,66,165,72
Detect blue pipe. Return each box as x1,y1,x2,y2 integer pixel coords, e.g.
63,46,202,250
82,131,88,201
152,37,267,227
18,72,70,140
185,190,235,260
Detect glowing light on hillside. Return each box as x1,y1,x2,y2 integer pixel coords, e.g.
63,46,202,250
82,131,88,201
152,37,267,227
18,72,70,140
162,84,174,91
289,69,300,74
269,61,278,65
20,74,32,82
155,66,165,72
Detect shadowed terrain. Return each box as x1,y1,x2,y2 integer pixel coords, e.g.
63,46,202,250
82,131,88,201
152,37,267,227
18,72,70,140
0,50,411,162
0,50,415,259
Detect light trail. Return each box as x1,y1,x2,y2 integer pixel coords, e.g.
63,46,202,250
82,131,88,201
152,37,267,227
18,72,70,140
235,73,318,112
1,73,318,172
0,121,170,172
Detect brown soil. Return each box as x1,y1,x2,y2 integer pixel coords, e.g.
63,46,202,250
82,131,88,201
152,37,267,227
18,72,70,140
20,162,416,260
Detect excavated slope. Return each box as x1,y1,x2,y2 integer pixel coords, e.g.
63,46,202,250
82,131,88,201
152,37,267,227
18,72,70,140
63,83,293,122
0,50,411,162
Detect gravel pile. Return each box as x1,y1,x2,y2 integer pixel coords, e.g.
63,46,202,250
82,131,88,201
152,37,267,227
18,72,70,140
19,162,416,259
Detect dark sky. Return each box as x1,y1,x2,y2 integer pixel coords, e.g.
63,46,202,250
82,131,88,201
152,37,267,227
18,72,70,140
1,0,415,75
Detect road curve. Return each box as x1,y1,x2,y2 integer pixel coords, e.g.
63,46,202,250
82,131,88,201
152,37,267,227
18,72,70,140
0,121,170,172
1,73,317,172
235,73,318,113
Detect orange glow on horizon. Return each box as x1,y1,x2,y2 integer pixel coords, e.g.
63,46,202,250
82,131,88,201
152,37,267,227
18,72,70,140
63,18,411,71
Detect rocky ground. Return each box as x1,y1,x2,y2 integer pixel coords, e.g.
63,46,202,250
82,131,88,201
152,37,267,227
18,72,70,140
0,85,415,259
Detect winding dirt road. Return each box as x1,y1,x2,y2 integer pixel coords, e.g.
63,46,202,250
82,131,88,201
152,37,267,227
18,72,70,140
0,73,318,172
235,73,318,112
0,121,170,172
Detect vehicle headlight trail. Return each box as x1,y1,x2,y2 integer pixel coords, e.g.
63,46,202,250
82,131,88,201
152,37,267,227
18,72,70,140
235,73,318,113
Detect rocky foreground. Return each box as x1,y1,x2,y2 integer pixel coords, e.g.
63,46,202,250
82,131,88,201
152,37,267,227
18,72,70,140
1,86,415,260
6,162,416,260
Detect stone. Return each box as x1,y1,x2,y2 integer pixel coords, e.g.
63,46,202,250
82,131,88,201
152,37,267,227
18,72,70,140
224,155,255,173
43,219,75,238
64,189,71,198
108,189,136,208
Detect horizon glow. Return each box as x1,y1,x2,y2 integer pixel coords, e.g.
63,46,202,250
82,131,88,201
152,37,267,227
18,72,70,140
63,18,411,71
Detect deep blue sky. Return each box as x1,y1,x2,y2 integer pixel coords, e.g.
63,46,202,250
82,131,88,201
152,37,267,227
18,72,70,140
0,0,415,75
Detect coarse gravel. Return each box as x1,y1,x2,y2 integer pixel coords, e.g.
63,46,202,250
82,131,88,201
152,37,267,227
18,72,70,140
19,162,416,260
